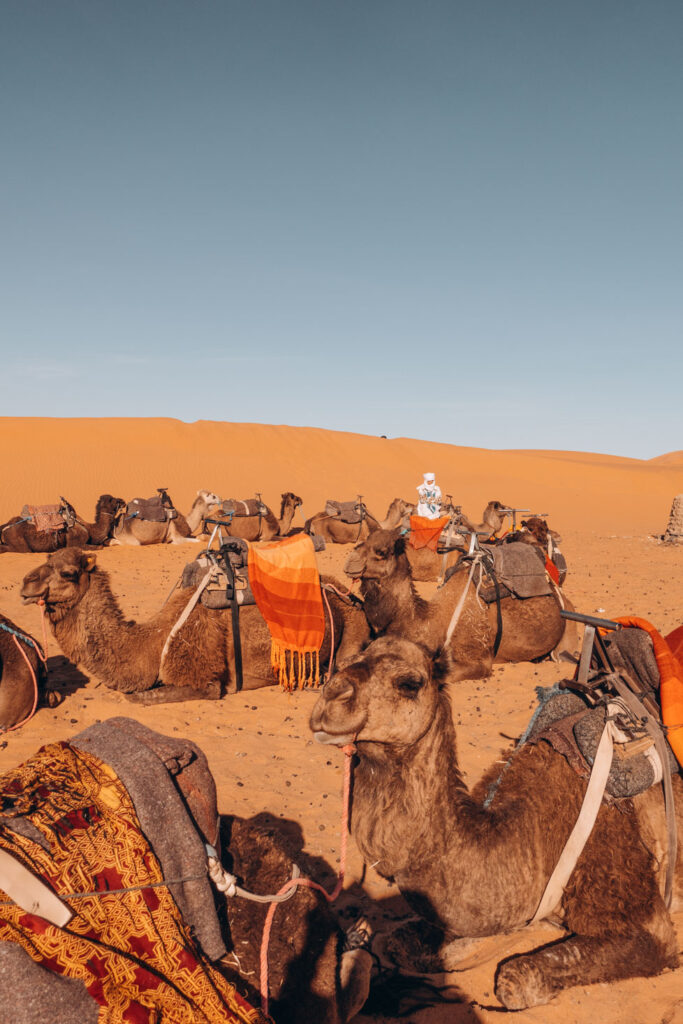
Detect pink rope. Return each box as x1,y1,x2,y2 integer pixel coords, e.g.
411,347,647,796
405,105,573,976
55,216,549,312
37,600,49,660
259,742,355,1018
321,585,335,677
5,635,39,732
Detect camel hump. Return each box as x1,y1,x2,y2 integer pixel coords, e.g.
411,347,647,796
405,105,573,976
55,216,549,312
221,498,266,517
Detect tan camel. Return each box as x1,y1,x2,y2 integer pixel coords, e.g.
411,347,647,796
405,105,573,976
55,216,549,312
310,636,683,1009
0,612,54,729
306,498,410,545
459,499,511,537
217,492,303,542
20,548,370,704
0,495,124,554
344,527,570,680
111,489,221,546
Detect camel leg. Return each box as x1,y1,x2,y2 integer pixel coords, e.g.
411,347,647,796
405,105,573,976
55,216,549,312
125,680,222,704
494,922,679,1010
339,949,373,1021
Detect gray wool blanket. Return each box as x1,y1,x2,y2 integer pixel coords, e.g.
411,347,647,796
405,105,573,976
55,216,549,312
481,542,554,599
0,717,225,1024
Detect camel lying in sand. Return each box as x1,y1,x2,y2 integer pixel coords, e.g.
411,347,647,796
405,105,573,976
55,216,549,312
345,527,572,679
311,637,683,1010
0,494,125,553
111,489,221,545
0,612,54,730
20,548,369,704
306,498,412,545
215,492,303,541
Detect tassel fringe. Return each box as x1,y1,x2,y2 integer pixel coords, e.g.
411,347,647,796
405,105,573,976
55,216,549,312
270,641,322,691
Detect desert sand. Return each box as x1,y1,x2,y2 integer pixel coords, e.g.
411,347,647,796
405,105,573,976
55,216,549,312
1,417,683,1024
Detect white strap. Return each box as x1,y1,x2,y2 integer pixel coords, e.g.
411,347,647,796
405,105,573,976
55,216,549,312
0,847,73,927
445,557,478,645
158,565,218,674
530,718,616,924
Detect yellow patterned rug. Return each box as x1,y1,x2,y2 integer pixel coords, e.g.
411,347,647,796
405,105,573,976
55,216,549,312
0,741,265,1024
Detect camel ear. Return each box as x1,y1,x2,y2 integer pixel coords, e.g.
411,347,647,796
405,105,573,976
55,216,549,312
431,646,452,688
390,528,406,555
83,554,97,572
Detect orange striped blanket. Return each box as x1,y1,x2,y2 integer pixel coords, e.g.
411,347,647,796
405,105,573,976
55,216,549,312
248,534,326,690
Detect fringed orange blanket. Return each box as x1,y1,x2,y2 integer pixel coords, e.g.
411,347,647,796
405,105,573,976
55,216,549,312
613,616,683,768
0,742,264,1024
408,514,450,551
248,534,325,690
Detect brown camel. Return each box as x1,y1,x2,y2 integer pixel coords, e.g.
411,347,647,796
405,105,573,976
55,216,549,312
217,492,303,542
0,495,123,554
310,636,683,1010
111,489,221,545
20,547,370,704
344,527,570,680
459,499,511,538
0,612,52,730
306,498,410,545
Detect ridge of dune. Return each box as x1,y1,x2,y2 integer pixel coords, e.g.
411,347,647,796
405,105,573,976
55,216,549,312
1,417,680,535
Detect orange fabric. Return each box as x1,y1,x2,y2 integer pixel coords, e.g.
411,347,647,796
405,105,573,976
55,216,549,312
248,534,325,691
666,624,683,662
545,557,560,585
612,616,683,768
408,514,450,551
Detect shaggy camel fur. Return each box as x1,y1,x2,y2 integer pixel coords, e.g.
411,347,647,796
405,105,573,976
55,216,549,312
0,613,50,730
218,492,303,542
310,637,683,1010
0,495,123,554
345,528,568,680
110,489,221,546
306,498,410,545
20,548,369,704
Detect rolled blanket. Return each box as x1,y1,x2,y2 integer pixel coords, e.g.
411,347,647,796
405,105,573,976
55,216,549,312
248,534,325,690
408,514,450,551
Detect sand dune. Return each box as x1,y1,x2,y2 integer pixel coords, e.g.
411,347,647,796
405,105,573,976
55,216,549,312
1,417,680,534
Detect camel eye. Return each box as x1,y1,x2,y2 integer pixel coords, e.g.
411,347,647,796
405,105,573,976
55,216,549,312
59,569,79,581
375,548,389,560
395,674,423,698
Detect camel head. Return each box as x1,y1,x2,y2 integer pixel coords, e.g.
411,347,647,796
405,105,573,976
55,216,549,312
95,494,126,518
521,516,562,544
21,548,97,621
197,489,221,505
310,637,449,750
344,527,407,581
280,492,303,517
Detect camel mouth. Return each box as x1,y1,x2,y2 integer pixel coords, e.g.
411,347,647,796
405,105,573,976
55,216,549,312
313,730,357,746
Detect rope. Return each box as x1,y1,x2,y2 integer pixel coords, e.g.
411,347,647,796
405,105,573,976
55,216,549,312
445,554,480,645
37,600,50,660
259,742,355,1018
321,585,336,677
158,567,218,674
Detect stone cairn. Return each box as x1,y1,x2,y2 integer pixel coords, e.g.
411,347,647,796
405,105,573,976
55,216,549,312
662,494,683,544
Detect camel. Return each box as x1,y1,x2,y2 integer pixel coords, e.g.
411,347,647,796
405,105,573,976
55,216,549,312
0,494,123,554
0,612,51,730
20,547,370,704
217,492,303,542
344,527,570,680
310,636,683,1009
110,489,221,545
459,499,511,538
306,498,410,545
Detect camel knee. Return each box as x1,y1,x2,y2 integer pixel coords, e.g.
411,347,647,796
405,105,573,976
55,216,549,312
339,949,372,1021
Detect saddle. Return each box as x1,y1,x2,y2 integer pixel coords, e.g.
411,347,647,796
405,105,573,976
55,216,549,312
181,539,255,608
444,542,554,602
21,500,75,533
126,490,177,524
324,499,366,525
220,498,267,518
526,628,679,801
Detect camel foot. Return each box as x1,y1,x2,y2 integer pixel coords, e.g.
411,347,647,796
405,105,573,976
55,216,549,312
377,918,448,974
495,955,554,1009
44,689,63,708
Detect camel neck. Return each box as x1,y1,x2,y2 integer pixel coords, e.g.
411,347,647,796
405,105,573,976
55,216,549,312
360,564,429,636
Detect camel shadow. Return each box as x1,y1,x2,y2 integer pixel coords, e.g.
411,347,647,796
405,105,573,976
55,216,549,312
45,655,89,698
218,812,481,1021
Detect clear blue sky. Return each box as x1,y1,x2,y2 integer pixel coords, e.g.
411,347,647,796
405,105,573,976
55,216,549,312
1,1,681,457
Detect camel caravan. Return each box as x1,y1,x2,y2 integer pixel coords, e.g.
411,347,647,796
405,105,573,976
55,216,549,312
2,474,683,1019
